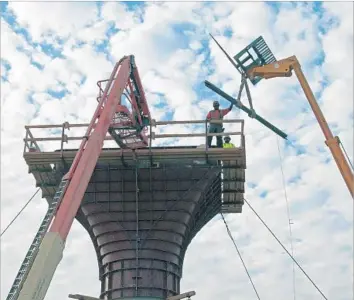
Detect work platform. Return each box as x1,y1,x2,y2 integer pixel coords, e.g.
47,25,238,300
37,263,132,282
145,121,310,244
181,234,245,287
22,119,246,299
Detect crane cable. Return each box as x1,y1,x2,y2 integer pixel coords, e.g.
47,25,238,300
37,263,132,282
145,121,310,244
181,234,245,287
0,188,40,238
339,138,354,170
220,212,261,300
243,197,329,300
276,136,297,300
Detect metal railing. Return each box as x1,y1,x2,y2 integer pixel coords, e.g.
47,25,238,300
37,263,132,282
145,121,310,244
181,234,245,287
23,119,245,154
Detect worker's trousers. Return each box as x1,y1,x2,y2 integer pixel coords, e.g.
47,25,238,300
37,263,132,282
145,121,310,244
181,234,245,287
207,124,223,148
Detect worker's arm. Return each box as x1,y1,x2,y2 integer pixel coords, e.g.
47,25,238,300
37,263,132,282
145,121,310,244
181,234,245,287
221,105,233,117
206,111,211,120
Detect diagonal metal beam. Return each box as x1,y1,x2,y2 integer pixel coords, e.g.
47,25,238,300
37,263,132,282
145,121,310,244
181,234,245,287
204,80,288,140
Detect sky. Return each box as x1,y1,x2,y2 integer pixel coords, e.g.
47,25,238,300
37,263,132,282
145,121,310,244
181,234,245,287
1,1,353,300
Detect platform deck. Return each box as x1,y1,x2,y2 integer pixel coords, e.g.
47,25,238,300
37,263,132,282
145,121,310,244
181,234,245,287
23,119,247,213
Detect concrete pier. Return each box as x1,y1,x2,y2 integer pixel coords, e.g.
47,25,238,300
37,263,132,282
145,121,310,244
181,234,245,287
23,125,246,299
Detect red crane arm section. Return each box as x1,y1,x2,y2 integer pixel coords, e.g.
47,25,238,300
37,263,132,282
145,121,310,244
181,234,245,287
49,56,132,240
132,65,151,118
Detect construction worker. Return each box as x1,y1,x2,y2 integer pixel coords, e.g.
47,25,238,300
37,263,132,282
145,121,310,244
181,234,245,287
223,136,235,148
206,100,233,148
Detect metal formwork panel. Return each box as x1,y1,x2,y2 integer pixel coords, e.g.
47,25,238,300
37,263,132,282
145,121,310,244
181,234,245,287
80,165,221,299
24,146,246,299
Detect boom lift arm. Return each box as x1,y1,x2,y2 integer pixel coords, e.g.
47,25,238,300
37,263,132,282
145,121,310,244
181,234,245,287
7,55,152,300
208,34,353,198
248,55,354,198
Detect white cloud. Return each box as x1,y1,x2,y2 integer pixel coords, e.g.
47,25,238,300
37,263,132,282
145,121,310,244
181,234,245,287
100,2,142,30
1,2,353,300
7,2,98,41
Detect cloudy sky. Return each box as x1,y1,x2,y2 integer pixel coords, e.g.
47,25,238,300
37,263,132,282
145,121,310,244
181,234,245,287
1,1,353,300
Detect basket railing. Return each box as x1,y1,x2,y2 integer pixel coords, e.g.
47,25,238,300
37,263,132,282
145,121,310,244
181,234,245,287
23,118,245,154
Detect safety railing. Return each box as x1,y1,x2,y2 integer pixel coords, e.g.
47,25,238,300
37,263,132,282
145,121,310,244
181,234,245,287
23,118,245,154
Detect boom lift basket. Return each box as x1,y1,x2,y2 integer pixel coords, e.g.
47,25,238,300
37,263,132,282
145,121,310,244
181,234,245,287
233,36,276,85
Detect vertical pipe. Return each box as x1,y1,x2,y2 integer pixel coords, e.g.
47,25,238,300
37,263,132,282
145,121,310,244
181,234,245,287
205,120,208,151
121,169,125,222
149,124,153,155
135,162,139,295
149,161,153,226
293,64,354,198
108,164,111,213
241,120,245,148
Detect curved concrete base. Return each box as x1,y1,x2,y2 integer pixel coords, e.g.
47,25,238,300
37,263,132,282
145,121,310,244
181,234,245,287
76,164,222,299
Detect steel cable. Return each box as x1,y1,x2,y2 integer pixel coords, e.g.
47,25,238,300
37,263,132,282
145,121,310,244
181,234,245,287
220,213,261,300
276,136,297,300
1,188,40,238
243,198,329,300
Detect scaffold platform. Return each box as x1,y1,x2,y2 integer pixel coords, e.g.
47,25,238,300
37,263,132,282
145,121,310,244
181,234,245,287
23,119,246,214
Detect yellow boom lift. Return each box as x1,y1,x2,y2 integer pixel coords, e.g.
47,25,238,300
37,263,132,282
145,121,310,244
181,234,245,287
205,35,354,198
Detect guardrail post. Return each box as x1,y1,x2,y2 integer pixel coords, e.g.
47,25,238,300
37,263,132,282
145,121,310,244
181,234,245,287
26,127,40,152
61,123,65,157
60,122,70,157
23,128,29,154
149,123,153,148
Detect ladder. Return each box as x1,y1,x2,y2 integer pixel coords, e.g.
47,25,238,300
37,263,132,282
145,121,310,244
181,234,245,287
6,179,68,300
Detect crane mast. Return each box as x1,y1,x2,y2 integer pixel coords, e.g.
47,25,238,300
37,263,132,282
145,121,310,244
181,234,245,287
7,55,152,300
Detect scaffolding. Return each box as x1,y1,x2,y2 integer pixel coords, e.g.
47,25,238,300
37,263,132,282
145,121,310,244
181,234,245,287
23,118,246,214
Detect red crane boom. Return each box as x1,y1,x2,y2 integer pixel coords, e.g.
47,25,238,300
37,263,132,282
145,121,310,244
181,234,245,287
7,55,151,300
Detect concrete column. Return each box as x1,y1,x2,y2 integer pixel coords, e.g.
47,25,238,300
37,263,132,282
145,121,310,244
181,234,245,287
76,165,221,299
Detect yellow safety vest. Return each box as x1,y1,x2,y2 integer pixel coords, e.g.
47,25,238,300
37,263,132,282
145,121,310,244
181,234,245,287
223,143,235,148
